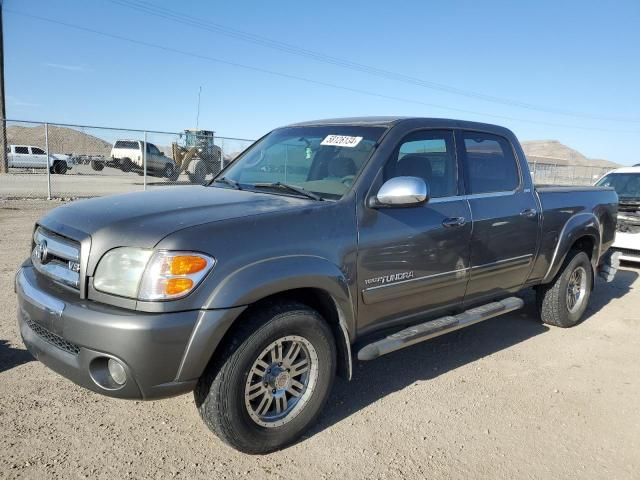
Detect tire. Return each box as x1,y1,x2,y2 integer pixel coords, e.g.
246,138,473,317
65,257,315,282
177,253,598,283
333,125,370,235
537,250,593,327
120,158,133,172
194,302,336,454
188,160,208,184
163,163,179,181
90,160,104,171
53,161,68,175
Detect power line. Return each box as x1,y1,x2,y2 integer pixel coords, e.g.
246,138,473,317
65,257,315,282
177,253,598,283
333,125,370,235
5,9,640,135
109,0,640,124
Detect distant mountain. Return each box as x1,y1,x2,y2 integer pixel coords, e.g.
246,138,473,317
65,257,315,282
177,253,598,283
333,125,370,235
7,125,112,157
521,140,619,168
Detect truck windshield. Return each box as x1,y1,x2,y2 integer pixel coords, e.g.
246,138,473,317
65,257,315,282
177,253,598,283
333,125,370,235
216,126,386,200
596,172,640,201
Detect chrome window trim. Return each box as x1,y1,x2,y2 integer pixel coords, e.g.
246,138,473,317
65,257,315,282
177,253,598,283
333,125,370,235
464,191,518,200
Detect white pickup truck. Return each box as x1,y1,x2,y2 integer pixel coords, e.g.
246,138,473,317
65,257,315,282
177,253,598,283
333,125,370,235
99,140,178,180
8,145,73,174
596,166,640,262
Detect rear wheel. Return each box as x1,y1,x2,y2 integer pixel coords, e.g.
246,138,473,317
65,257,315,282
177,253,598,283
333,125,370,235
120,158,133,172
537,250,593,327
163,163,179,181
52,161,68,175
90,160,104,171
194,302,336,454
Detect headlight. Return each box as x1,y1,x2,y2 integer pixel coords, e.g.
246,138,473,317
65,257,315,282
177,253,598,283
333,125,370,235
94,248,214,300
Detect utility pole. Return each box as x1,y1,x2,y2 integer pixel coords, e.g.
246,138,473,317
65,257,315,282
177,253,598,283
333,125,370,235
0,0,8,174
195,86,202,131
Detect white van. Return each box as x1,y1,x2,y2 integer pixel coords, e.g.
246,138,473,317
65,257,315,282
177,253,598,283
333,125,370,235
8,145,73,174
595,166,640,262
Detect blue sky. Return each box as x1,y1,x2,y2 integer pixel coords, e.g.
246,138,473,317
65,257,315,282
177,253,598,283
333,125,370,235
4,0,640,165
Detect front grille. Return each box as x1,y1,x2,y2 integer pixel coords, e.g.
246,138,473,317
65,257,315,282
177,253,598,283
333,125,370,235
25,317,80,356
32,227,81,291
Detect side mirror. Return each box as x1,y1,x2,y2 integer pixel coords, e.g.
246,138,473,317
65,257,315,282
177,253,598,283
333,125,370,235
370,176,429,208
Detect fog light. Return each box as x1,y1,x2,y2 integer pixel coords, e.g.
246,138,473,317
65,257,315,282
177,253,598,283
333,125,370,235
107,358,127,385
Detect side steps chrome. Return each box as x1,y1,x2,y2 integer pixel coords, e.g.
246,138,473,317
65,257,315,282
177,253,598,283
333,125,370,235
357,297,524,361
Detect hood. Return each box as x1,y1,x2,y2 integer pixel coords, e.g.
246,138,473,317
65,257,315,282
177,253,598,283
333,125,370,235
39,186,313,251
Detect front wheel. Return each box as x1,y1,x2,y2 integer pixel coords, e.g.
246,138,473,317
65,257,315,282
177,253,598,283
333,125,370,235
537,250,593,327
52,161,68,174
194,302,336,454
163,163,179,181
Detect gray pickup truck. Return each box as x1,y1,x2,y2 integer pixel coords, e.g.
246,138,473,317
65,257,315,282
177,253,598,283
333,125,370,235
16,117,618,453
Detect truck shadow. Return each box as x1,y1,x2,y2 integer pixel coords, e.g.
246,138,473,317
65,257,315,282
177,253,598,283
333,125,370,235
0,339,34,374
311,268,638,437
312,299,547,437
582,267,638,322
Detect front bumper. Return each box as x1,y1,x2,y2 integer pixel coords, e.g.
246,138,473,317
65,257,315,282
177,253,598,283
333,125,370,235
16,266,245,400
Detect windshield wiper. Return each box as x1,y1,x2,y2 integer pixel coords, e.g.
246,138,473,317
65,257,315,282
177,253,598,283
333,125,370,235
251,182,324,201
213,177,242,190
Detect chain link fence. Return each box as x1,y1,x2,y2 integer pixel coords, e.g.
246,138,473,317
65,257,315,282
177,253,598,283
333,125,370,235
528,161,612,186
0,118,617,198
0,119,254,198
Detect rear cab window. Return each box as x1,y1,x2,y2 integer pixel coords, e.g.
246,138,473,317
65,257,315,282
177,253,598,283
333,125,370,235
14,146,29,154
460,131,520,194
114,141,140,150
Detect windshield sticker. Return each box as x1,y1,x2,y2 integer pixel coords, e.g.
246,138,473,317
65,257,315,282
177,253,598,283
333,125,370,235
321,135,363,148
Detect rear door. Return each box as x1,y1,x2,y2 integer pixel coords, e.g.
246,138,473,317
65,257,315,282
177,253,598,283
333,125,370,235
11,146,31,167
457,130,539,304
30,147,48,168
357,129,472,334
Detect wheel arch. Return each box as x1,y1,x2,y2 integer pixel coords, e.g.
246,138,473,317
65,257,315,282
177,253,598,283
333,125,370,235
200,256,356,380
542,213,601,284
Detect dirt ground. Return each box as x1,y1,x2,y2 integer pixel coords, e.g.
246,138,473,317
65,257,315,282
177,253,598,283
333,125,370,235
1,199,639,480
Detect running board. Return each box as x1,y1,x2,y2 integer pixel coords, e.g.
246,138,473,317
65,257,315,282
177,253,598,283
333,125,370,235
357,297,524,361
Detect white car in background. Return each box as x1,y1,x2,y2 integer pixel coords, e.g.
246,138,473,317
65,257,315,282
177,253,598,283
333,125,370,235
595,166,640,263
8,145,73,174
108,140,178,180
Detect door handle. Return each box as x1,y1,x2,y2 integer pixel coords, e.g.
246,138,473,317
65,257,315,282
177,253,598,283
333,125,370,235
520,208,537,218
442,217,466,228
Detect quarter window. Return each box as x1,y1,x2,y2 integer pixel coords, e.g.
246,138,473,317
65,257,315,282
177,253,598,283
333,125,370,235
461,132,519,194
384,130,457,198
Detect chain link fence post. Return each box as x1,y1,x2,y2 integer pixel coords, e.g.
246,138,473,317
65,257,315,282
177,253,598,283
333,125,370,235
143,131,147,191
45,122,51,200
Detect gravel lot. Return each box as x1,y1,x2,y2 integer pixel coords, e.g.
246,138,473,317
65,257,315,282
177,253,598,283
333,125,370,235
0,166,199,198
1,199,639,480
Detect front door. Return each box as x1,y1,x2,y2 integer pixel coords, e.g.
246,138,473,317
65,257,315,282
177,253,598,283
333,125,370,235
457,130,539,304
357,129,472,335
30,147,48,168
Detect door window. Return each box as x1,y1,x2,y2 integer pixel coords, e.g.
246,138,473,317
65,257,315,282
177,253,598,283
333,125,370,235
147,144,161,155
31,147,45,155
461,132,519,194
384,130,457,198
15,146,29,154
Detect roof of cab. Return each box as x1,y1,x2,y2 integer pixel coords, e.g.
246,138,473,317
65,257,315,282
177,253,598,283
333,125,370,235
610,166,640,174
286,116,514,135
